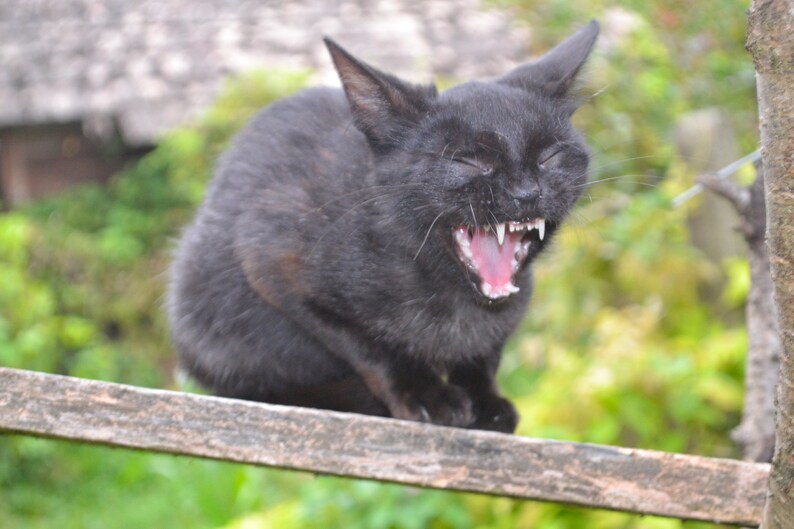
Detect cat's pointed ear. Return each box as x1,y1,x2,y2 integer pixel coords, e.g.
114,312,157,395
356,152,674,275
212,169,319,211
324,38,437,150
499,20,599,99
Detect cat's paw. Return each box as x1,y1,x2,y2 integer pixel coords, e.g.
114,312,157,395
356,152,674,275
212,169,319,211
470,395,518,433
392,383,475,428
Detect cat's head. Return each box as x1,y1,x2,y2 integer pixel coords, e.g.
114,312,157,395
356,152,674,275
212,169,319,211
326,21,599,301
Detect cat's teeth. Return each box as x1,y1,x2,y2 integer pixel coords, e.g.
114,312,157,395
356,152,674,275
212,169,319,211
481,281,520,298
453,228,473,259
455,229,470,247
537,219,545,240
496,223,506,245
485,225,492,232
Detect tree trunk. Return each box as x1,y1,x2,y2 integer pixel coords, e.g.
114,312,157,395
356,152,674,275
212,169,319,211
746,0,794,527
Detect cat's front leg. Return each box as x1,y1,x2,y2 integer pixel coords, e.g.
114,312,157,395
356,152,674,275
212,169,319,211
448,359,518,434
353,353,475,428
273,305,476,428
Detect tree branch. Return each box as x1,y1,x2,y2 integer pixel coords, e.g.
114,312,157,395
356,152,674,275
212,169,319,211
700,162,781,463
696,172,751,213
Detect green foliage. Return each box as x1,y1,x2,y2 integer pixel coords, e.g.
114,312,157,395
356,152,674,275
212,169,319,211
0,436,308,529
0,3,758,528
2,69,310,387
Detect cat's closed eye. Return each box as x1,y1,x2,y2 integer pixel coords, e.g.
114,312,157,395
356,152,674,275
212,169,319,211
538,148,563,169
453,156,494,176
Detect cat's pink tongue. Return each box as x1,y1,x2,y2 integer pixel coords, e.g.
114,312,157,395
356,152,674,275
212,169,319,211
469,228,520,291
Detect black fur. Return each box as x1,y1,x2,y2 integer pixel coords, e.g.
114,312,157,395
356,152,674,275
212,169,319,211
168,21,599,433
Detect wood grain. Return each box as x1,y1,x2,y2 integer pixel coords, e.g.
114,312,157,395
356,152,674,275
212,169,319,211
0,367,769,526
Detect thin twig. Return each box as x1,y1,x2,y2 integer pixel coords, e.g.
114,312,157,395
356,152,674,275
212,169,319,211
696,172,752,212
672,149,762,207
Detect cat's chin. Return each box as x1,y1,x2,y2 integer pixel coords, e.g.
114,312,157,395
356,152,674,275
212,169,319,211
451,219,545,300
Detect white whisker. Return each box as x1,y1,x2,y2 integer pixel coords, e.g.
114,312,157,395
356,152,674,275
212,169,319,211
413,210,447,261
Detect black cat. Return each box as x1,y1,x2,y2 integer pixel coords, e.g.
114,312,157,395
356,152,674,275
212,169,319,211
168,21,599,433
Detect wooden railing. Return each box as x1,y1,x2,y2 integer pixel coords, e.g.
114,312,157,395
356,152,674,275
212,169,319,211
0,367,770,526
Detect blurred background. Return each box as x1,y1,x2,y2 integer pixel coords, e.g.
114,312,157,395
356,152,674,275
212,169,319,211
0,0,758,527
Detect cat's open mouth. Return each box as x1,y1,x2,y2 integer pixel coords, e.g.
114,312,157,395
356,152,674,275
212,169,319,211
452,219,545,300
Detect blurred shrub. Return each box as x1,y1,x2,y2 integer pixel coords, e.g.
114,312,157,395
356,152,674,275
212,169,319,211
1,69,310,388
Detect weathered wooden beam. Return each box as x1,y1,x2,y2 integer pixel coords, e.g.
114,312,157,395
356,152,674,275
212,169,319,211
0,367,769,526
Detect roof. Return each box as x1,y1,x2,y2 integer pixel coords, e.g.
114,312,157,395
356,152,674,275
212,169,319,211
0,0,529,145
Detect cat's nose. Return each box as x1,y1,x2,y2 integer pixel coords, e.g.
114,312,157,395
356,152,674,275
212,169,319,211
510,180,542,205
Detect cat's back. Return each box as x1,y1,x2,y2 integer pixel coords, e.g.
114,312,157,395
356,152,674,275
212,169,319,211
204,86,371,218
170,86,372,311
168,85,371,367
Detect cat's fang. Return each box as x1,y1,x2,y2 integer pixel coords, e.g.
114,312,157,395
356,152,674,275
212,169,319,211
496,223,506,245
537,219,546,240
